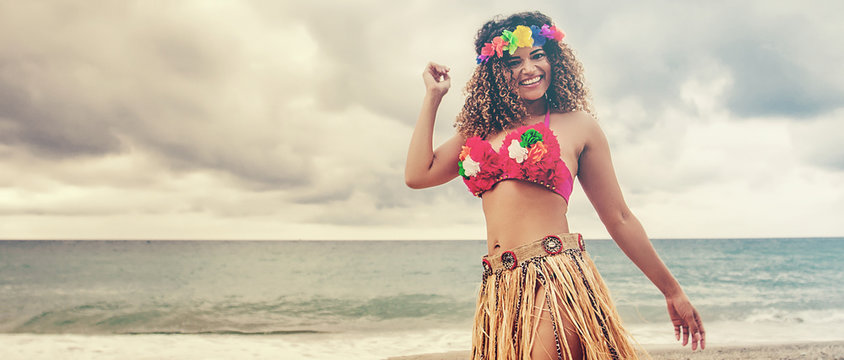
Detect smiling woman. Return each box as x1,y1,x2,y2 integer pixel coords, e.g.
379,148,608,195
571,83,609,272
504,46,553,100
405,11,705,360
453,19,592,142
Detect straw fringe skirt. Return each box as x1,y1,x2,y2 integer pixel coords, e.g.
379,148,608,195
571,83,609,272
472,234,639,360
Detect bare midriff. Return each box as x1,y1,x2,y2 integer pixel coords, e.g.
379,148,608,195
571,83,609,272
481,179,569,256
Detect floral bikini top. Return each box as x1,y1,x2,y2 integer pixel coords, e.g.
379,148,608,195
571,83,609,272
458,110,574,202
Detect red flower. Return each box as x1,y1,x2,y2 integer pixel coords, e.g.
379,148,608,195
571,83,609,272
491,37,508,58
462,137,504,195
502,156,524,179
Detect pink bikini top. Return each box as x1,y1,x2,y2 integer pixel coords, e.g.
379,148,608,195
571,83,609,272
458,110,574,202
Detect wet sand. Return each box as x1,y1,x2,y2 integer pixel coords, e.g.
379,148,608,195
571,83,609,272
387,341,844,359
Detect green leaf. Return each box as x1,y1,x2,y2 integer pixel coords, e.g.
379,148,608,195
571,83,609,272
520,129,543,148
458,161,467,179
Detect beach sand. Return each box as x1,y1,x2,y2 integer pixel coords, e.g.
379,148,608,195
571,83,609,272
388,341,844,360
1,334,841,359
0,332,465,360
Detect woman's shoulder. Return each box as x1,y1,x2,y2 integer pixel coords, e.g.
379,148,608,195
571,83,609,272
548,110,600,132
549,110,595,123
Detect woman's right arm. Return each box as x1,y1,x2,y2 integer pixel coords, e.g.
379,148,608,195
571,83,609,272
405,62,464,189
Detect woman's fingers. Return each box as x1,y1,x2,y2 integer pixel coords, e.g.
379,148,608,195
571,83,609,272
667,295,705,351
422,62,451,96
423,63,450,83
684,310,704,350
426,62,446,74
695,310,706,350
430,62,449,72
440,67,450,81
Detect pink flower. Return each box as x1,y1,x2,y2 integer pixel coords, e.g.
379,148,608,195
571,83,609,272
540,25,565,42
462,137,504,195
502,155,525,179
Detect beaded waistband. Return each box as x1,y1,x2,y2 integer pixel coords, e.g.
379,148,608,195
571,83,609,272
482,233,584,273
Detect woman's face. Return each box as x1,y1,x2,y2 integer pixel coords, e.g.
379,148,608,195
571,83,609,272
503,46,552,101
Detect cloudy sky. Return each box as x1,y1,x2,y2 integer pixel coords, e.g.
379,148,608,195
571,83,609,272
1,0,842,240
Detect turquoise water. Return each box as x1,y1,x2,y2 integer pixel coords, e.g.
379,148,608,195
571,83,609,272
1,238,842,344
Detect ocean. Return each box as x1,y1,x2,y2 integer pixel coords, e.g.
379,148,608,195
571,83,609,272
1,238,843,359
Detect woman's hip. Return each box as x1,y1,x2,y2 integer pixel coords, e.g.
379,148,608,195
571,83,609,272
482,233,585,274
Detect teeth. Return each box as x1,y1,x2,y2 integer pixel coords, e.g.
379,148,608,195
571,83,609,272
520,76,541,85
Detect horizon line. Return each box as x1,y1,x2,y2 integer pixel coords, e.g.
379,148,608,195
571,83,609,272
1,236,843,241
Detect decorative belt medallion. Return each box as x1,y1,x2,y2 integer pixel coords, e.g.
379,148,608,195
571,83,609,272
482,258,493,276
542,235,563,254
501,251,517,270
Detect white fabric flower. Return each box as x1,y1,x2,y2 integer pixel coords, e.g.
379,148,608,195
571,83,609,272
462,156,481,177
508,139,528,163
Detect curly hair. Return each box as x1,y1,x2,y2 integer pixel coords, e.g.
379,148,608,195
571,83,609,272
455,11,594,139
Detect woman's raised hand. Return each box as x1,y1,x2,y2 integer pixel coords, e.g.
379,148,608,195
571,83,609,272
422,62,451,97
666,292,706,351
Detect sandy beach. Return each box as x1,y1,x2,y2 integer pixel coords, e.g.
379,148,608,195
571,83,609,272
388,341,844,360
0,336,842,359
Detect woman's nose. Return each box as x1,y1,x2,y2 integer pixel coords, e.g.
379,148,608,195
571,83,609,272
522,60,539,73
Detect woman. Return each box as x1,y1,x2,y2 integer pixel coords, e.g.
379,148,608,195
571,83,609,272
405,11,704,360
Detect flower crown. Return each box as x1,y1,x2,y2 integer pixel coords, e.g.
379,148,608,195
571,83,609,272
476,24,565,64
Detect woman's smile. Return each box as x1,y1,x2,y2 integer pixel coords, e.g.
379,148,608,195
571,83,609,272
506,46,552,100
520,75,543,87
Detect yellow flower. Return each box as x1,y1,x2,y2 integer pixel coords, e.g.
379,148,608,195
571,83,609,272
513,25,534,48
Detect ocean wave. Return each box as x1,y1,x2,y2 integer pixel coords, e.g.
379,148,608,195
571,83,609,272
613,302,844,326
744,308,844,324
122,330,325,335
4,239,843,342
630,314,844,345
7,294,476,335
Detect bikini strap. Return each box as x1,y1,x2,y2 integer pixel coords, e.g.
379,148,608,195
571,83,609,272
544,108,551,128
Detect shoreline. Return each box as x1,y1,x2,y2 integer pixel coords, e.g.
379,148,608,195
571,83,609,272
387,340,844,360
0,334,841,359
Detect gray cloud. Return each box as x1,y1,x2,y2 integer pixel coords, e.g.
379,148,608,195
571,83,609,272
291,186,355,205
1,0,843,239
269,0,483,125
0,80,124,157
571,1,844,124
0,1,313,188
716,15,844,118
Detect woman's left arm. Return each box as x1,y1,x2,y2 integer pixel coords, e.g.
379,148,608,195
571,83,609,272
576,114,705,351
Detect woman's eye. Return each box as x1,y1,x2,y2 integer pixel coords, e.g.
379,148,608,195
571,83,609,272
507,61,520,68
533,53,546,60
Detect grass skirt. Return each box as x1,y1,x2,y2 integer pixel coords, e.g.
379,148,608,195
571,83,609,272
472,234,639,360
